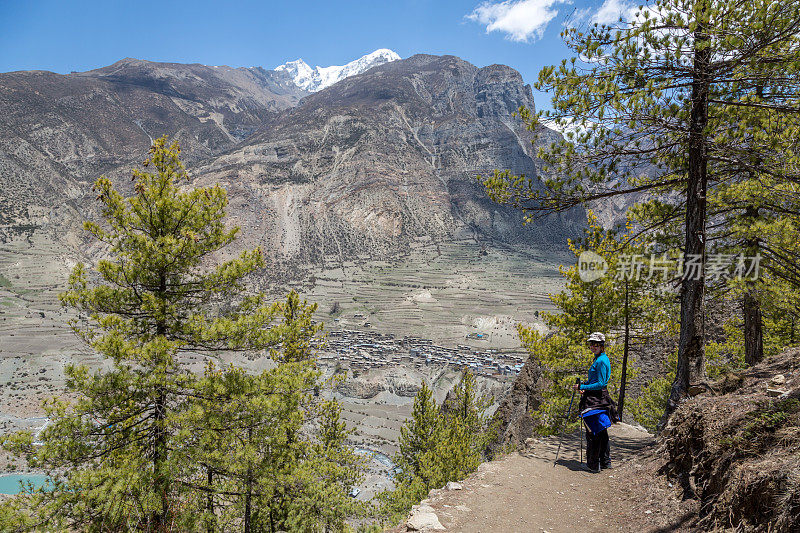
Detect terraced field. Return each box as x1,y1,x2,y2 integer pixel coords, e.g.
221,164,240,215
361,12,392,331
0,234,572,496
0,234,96,420
307,239,569,349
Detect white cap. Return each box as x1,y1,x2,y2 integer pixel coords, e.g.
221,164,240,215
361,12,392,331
587,332,606,343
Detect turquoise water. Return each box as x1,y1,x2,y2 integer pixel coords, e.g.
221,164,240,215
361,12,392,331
0,474,50,494
355,447,394,469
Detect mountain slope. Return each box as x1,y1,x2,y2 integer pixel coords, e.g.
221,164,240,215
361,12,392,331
0,59,308,240
193,54,584,264
1,53,583,273
85,58,309,140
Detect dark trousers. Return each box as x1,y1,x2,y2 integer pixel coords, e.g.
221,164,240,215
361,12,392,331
585,428,610,469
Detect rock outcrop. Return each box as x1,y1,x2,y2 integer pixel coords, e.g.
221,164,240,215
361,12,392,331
486,357,547,454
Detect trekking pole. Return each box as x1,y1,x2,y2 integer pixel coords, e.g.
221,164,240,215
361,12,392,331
554,377,581,466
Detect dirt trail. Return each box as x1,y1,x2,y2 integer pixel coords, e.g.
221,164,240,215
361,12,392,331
409,423,657,533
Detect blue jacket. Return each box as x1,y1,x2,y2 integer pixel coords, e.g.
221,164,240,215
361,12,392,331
580,352,610,391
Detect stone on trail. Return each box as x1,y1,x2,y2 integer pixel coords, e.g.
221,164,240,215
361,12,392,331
406,508,446,531
770,374,786,385
446,481,463,490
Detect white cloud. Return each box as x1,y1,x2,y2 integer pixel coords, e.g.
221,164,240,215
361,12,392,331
590,1,664,26
591,0,636,25
467,0,571,43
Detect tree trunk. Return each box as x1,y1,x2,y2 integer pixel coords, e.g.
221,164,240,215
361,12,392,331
153,272,169,529
662,6,711,429
244,427,253,533
743,290,764,365
744,206,763,366
244,473,252,533
270,506,275,533
618,280,630,421
152,387,168,529
206,467,214,533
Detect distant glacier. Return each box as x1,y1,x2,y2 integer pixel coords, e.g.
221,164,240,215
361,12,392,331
275,48,400,92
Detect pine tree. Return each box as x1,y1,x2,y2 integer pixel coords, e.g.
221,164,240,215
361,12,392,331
21,136,284,530
396,381,440,486
379,371,493,525
437,369,494,479
181,286,364,533
706,118,800,364
1,137,365,531
443,368,493,439
517,211,678,430
481,0,800,423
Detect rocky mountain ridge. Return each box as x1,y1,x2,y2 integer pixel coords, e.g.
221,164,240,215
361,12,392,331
191,54,585,266
0,57,307,242
1,52,584,277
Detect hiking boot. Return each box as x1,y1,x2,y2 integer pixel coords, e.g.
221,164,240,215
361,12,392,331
584,464,601,473
601,463,613,470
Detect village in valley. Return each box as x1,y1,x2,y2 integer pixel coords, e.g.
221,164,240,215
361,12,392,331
317,327,526,378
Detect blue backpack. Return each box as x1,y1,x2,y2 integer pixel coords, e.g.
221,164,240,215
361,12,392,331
581,409,612,433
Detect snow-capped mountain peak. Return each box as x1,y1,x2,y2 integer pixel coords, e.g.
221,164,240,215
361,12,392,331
275,48,400,92
275,59,315,90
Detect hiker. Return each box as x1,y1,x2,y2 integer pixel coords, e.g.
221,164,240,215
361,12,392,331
573,332,618,473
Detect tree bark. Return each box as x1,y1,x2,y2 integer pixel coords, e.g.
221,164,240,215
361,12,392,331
152,273,169,529
618,280,630,420
743,290,764,365
244,427,253,533
206,467,214,533
153,388,168,527
744,206,763,365
661,5,711,429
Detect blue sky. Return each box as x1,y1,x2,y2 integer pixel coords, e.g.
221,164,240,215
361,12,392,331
0,0,636,110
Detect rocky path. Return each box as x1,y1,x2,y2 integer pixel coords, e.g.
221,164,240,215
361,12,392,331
403,423,657,532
